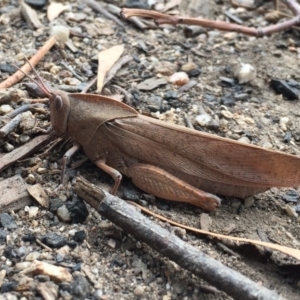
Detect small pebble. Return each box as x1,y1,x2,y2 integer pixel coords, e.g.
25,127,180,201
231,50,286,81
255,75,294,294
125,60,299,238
233,63,256,84
282,190,300,203
27,206,39,218
220,110,233,119
195,114,212,126
181,63,197,72
25,251,41,261
26,174,36,184
285,205,298,218
280,117,290,131
237,136,251,144
244,196,255,207
0,104,13,115
57,205,71,222
169,72,189,86
3,142,14,152
133,285,144,296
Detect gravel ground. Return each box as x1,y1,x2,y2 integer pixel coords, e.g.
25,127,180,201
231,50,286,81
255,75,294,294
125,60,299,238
1,0,300,299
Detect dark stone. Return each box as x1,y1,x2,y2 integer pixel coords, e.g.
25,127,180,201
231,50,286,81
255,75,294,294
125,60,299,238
35,275,50,282
125,0,149,9
283,131,292,143
66,196,89,224
41,232,67,248
4,245,17,260
221,96,235,106
70,274,90,299
25,0,48,9
0,229,8,244
219,76,235,86
275,41,287,49
187,68,201,77
295,205,300,213
164,91,178,100
72,263,82,272
282,190,300,203
74,231,86,244
22,233,36,243
49,198,64,213
112,258,125,267
0,64,17,74
243,131,253,141
270,79,299,100
67,241,78,249
224,65,231,74
1,281,17,293
0,213,17,230
59,282,72,293
146,95,162,111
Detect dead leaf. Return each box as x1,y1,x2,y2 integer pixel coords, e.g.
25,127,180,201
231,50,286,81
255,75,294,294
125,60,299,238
47,2,70,22
21,2,44,29
137,77,167,91
27,184,49,208
163,0,182,12
0,175,32,213
97,44,124,92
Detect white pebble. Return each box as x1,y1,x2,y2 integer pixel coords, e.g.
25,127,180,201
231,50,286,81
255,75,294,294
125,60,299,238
28,206,39,218
280,117,289,131
0,104,13,114
57,205,71,222
195,114,212,126
50,25,70,44
233,63,256,84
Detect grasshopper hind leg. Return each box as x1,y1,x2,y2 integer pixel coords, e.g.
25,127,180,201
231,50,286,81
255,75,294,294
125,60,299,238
126,163,221,212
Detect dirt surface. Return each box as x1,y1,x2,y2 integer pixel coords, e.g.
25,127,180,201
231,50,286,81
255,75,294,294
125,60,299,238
1,0,300,299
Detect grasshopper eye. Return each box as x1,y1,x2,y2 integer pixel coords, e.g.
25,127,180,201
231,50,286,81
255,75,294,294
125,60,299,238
54,95,63,111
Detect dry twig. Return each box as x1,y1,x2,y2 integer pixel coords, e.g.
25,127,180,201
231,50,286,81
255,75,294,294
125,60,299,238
121,1,300,37
75,176,284,300
0,36,57,89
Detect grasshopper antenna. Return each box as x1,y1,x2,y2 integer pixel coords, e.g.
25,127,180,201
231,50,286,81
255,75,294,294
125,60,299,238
11,56,52,98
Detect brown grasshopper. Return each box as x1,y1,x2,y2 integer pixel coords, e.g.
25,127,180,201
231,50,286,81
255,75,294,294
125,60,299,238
21,64,300,212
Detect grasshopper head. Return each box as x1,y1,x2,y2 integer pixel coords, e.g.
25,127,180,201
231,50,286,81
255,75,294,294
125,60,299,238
13,58,71,137
48,89,70,137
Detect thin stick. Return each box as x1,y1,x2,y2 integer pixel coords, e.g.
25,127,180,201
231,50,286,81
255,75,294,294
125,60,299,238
121,8,300,37
85,0,125,27
75,177,284,300
0,114,23,138
0,36,57,89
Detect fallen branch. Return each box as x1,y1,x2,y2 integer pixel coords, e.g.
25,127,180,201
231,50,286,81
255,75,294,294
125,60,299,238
0,134,54,172
121,4,300,37
85,0,125,27
75,176,284,300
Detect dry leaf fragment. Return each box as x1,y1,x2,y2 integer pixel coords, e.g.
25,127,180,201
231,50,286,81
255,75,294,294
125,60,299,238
0,175,32,213
47,2,70,22
20,260,72,282
21,1,44,29
97,44,124,92
27,184,49,208
137,77,168,91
